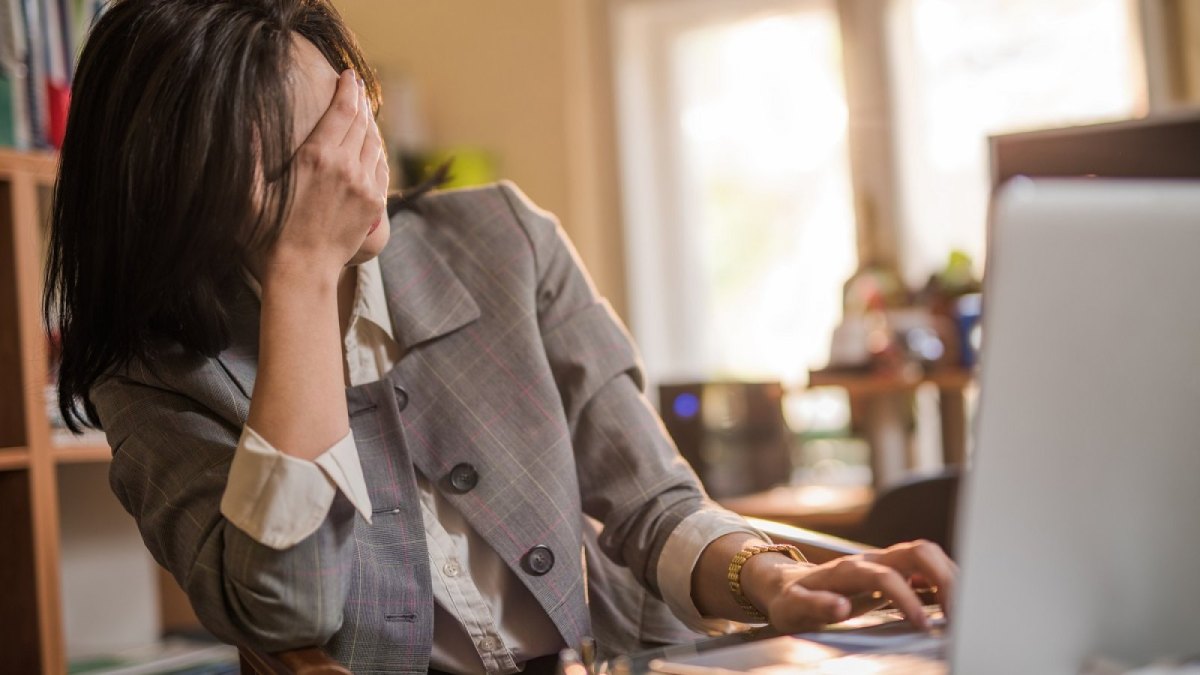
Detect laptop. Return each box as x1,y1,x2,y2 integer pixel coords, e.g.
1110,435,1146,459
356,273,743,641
953,178,1200,672
632,179,1200,673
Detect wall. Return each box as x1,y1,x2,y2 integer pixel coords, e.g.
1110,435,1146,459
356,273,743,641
333,0,629,320
1176,0,1200,100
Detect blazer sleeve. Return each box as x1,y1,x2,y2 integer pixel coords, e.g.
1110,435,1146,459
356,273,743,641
497,180,741,600
93,369,357,651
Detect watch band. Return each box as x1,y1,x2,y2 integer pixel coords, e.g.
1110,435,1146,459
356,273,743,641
726,544,807,622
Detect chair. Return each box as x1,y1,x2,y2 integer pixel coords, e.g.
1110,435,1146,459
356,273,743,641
857,469,960,557
236,520,870,673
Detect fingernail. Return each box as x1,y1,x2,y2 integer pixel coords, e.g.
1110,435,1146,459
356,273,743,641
833,598,850,620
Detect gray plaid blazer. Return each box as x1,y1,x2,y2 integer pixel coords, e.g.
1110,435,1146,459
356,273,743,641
93,182,722,672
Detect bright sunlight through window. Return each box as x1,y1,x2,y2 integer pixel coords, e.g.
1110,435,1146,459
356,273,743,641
671,6,857,384
889,0,1147,284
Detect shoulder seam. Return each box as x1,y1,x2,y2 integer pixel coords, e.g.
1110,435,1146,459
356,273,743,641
495,181,543,283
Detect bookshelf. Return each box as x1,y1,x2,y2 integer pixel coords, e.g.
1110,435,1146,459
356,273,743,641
1,145,64,674
0,147,204,673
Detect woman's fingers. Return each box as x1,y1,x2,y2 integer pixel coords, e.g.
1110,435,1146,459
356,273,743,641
911,542,956,619
374,143,389,193
794,557,932,630
341,79,370,149
768,584,851,632
866,540,957,619
851,561,928,629
360,103,381,156
306,70,359,146
769,541,956,634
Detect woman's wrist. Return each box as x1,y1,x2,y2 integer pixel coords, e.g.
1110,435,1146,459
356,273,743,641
738,551,810,619
260,253,342,296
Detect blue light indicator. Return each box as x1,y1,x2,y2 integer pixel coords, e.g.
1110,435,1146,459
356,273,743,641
673,392,701,420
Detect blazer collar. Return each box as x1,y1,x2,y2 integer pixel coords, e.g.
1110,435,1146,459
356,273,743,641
376,208,481,354
217,206,481,399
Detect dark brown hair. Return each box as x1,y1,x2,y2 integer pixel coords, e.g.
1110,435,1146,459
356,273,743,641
44,0,383,431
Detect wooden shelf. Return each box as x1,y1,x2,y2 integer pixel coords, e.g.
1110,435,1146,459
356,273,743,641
808,366,975,395
53,444,112,464
0,148,58,182
0,447,31,470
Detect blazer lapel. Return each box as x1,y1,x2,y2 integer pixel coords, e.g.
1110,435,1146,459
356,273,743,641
377,208,481,353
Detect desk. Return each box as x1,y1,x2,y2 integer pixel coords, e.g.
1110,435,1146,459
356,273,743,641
808,367,973,488
718,485,874,540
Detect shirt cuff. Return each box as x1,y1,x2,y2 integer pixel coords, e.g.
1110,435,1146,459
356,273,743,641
658,507,772,634
220,425,373,550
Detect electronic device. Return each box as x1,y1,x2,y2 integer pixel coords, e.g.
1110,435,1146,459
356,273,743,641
952,178,1200,672
657,381,793,498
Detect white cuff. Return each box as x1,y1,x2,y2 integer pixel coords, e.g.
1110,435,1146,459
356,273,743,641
312,431,374,522
220,426,373,550
658,508,770,634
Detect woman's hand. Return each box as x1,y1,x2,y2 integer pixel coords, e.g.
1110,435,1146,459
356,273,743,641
745,540,958,633
245,59,386,460
264,68,389,280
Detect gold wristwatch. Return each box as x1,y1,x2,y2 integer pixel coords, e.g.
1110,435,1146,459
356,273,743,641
727,544,807,621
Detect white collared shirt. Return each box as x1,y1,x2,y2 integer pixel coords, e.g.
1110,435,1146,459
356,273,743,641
220,257,751,673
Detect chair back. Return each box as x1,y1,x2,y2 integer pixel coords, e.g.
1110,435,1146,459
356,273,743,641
860,469,960,556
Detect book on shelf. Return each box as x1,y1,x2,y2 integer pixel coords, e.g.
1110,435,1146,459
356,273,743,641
1,0,29,147
1,0,105,150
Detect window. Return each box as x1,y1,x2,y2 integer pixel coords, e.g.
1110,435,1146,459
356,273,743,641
889,0,1147,284
615,0,856,388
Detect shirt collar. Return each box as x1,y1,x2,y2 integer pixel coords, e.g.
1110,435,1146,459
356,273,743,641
239,257,395,342
354,256,396,340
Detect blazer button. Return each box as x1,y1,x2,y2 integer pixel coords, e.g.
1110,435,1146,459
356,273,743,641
448,463,478,493
393,385,409,411
522,545,555,576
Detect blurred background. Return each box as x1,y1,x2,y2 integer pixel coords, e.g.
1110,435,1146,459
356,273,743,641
4,0,1200,671
331,0,1194,529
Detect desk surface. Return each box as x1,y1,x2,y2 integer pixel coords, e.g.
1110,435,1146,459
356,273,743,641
625,608,946,674
808,367,974,395
719,485,873,536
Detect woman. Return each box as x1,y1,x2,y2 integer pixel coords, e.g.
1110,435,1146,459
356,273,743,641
45,1,956,672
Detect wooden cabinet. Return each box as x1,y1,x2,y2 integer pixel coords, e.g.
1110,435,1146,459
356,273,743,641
0,148,196,673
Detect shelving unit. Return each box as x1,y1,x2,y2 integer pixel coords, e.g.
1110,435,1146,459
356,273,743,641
0,148,202,673
1,146,67,675
0,447,32,470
